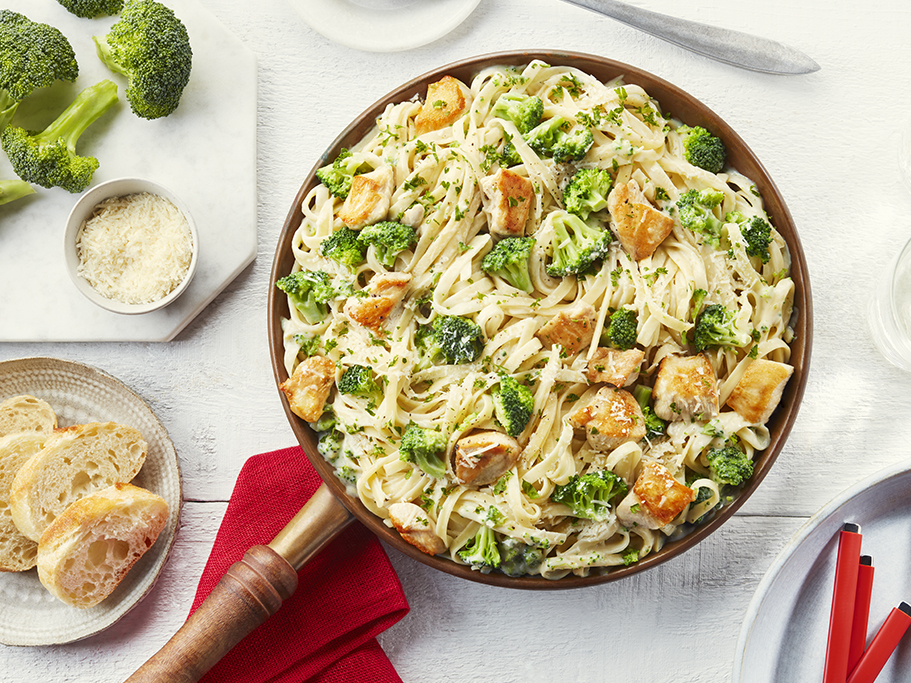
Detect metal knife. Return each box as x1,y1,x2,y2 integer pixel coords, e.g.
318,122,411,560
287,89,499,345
560,0,820,75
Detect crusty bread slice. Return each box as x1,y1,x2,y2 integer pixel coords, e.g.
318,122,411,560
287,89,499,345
9,422,148,542
0,395,57,439
0,432,47,571
37,483,168,608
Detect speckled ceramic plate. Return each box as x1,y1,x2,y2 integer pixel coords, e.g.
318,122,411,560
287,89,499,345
0,357,182,646
734,459,911,681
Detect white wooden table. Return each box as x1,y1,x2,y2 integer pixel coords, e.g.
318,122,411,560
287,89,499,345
2,0,910,680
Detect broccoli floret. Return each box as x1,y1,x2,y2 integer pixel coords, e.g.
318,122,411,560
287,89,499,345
677,125,726,174
315,148,372,199
337,364,381,398
1,79,118,193
730,214,773,263
523,116,568,156
399,423,448,479
676,189,726,247
0,10,79,130
551,470,628,521
633,385,666,440
492,93,543,135
312,405,336,433
552,127,594,162
605,307,638,350
546,211,612,277
480,236,535,293
93,0,192,120
57,0,124,18
320,226,366,268
693,303,750,352
498,536,543,577
706,442,754,486
563,167,613,220
275,270,336,325
418,315,486,365
500,138,522,167
0,179,34,206
318,429,343,460
356,220,417,268
458,525,500,573
493,374,534,438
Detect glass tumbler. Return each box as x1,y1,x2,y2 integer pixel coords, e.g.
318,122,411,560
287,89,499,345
870,237,911,371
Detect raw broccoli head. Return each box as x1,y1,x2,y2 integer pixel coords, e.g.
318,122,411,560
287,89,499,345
480,236,535,293
706,442,754,486
523,116,568,156
552,127,593,162
693,303,749,352
356,220,417,268
678,125,726,174
633,385,666,440
337,364,381,399
0,79,118,193
546,211,612,277
493,374,534,437
605,307,638,350
418,315,486,365
57,0,124,18
563,167,613,220
320,226,367,269
739,215,772,263
498,536,543,577
551,470,628,521
676,189,725,247
315,148,373,199
94,0,192,120
492,93,543,135
0,178,34,206
399,422,448,479
275,269,336,325
457,525,501,573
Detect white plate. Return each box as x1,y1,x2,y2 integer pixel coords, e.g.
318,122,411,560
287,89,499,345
0,358,182,647
288,0,482,52
734,460,911,682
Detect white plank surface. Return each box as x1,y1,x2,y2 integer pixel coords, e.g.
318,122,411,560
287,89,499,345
2,0,911,680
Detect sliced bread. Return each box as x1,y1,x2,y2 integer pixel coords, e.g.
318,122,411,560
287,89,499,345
37,483,168,608
0,395,57,438
9,422,148,542
0,432,47,571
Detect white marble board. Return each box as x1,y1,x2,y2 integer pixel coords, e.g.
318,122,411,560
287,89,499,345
0,0,257,342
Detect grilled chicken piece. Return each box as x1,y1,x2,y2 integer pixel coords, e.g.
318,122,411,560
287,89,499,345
607,180,675,261
479,168,535,236
452,430,521,487
585,347,645,387
568,386,646,452
279,356,336,423
388,502,447,555
344,272,412,331
536,301,597,356
338,165,394,229
652,353,719,422
616,461,695,529
414,75,470,135
725,359,794,425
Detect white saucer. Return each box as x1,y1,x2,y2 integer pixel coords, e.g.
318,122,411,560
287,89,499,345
288,0,482,52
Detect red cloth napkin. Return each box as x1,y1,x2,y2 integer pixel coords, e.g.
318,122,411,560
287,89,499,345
189,446,410,683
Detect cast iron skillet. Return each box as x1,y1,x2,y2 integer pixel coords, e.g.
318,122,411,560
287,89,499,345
127,51,811,681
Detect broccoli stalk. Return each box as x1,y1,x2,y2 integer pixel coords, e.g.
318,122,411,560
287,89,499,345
399,423,448,479
275,270,336,324
1,79,118,193
492,374,534,437
563,167,613,220
676,188,726,247
677,125,726,173
320,226,367,269
57,0,124,18
551,470,628,521
633,385,666,440
480,236,535,293
315,148,372,199
417,315,486,365
94,0,192,120
0,179,34,206
457,525,501,573
498,536,543,577
546,211,612,277
603,307,638,350
706,442,754,486
492,93,543,134
693,303,750,352
356,221,417,268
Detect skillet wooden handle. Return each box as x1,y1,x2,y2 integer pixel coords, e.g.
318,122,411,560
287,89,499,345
125,482,353,683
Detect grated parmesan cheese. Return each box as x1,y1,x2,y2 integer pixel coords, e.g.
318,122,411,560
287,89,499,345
76,192,194,305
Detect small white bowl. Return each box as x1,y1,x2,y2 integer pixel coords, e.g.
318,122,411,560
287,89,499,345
64,178,199,315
